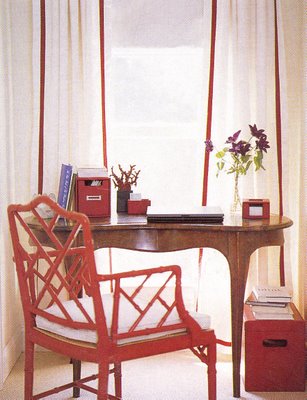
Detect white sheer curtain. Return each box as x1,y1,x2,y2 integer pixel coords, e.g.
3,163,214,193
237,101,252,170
37,0,104,189
102,0,215,335
0,0,306,385
0,0,34,384
0,0,105,384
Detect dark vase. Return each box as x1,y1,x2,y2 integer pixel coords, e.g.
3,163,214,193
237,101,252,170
116,190,132,213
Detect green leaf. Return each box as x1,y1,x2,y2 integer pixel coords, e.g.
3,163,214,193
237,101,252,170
216,150,225,159
253,151,263,171
245,160,252,172
239,165,246,175
241,155,251,162
217,161,225,170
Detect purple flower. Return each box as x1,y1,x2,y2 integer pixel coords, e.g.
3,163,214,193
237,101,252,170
205,139,214,152
249,124,265,139
226,130,241,144
229,140,251,156
205,124,269,177
256,134,270,152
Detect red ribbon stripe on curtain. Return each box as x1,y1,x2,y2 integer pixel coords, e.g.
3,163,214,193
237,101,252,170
202,0,217,207
99,0,108,169
38,0,46,195
196,0,217,312
99,0,113,283
274,0,285,285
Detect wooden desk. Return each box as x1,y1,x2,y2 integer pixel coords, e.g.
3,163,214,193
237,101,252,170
28,213,292,398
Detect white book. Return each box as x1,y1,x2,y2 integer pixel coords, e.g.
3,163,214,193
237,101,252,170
252,312,294,320
77,167,108,178
251,304,293,314
252,285,292,303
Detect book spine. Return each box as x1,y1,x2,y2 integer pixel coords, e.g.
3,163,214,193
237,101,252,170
67,172,77,211
252,290,291,303
57,164,73,209
245,300,287,308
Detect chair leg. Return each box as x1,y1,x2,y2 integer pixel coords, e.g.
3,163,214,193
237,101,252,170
72,359,81,398
97,361,110,400
24,339,34,400
207,343,217,400
114,362,122,399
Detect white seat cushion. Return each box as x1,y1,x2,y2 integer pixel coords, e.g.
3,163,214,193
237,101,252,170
36,293,210,344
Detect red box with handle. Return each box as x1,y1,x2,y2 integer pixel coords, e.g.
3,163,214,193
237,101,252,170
76,177,110,217
244,303,305,392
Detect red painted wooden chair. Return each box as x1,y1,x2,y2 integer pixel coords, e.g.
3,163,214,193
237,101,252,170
7,195,217,400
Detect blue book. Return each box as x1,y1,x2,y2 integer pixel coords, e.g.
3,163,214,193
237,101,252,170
57,163,73,209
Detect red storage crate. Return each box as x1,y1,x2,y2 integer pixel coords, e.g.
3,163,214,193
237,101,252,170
244,303,305,392
76,177,110,217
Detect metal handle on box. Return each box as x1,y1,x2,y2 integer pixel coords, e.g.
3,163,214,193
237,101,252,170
86,195,102,201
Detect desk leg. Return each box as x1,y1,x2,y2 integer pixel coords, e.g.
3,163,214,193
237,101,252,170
230,281,245,398
227,234,252,398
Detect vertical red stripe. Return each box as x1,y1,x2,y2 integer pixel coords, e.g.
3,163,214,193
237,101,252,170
274,0,283,216
202,0,217,206
197,0,218,312
99,0,112,283
99,0,108,168
38,0,46,194
274,0,285,285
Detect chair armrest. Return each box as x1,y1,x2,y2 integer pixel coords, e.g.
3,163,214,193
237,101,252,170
97,264,181,281
96,265,201,342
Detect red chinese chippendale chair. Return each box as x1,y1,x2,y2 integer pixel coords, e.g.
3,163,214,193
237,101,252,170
7,195,217,400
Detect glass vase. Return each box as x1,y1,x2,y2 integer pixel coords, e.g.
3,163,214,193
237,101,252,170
230,172,242,214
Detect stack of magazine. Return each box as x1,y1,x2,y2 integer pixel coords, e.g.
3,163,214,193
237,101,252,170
246,285,293,320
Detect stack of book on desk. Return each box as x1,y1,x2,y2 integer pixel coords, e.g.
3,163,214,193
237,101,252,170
246,285,293,320
56,164,109,212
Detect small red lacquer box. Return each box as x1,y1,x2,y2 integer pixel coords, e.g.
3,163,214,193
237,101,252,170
127,199,151,215
244,303,305,392
242,199,270,219
76,177,110,217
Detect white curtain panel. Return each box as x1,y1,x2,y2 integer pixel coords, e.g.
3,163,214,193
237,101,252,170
0,0,34,384
38,0,104,189
0,0,105,384
0,0,306,384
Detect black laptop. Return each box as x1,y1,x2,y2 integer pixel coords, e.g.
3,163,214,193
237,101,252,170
146,206,224,224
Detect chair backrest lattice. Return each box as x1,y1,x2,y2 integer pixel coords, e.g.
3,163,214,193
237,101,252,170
7,196,104,334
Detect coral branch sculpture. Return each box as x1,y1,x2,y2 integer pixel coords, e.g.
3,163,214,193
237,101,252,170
110,164,141,191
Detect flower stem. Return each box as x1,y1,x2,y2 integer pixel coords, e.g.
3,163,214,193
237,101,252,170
231,172,241,213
